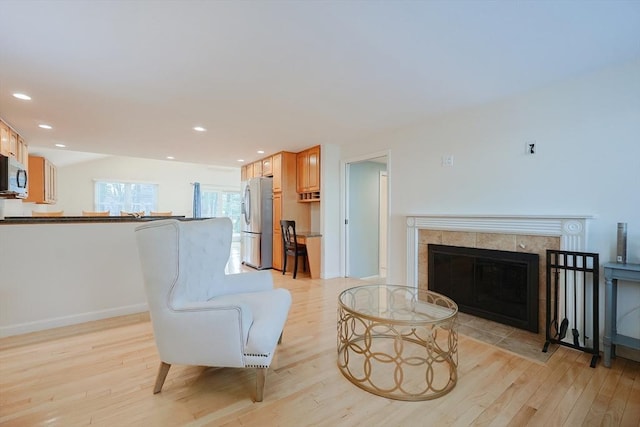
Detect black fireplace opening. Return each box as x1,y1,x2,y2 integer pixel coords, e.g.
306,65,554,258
428,244,539,333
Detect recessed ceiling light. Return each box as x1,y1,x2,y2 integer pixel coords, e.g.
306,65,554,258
193,126,206,132
237,159,245,162
54,143,66,148
38,124,53,130
257,150,265,154
166,156,175,160
13,93,31,101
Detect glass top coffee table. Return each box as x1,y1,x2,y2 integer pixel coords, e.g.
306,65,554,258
337,284,458,401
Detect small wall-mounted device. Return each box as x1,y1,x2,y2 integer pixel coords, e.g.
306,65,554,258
525,141,536,155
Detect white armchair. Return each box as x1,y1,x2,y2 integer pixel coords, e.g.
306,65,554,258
135,218,291,401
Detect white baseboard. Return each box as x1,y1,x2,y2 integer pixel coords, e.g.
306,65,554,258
0,303,149,338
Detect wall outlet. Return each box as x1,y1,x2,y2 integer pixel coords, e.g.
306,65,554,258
441,155,454,167
525,141,536,155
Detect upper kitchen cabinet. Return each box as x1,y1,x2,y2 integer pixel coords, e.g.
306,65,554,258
24,155,57,204
262,156,273,176
0,119,29,165
296,145,320,201
241,163,254,181
253,160,263,178
0,120,10,157
272,153,282,192
17,136,28,166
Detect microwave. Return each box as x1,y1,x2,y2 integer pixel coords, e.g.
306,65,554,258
0,154,28,198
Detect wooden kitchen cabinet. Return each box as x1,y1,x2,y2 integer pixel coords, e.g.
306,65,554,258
25,155,57,204
9,130,18,159
272,153,282,192
296,145,321,201
271,151,309,270
272,192,283,269
253,160,263,177
17,136,28,166
307,145,320,192
241,163,254,181
1,119,29,166
0,121,11,157
262,156,273,176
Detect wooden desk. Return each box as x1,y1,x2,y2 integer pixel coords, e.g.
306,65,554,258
603,262,640,367
297,232,321,279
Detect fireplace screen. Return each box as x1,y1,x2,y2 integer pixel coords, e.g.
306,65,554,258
428,244,539,332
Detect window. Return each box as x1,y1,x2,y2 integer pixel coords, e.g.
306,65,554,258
201,188,242,237
95,181,158,215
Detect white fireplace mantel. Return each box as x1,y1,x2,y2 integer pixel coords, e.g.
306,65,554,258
406,214,594,287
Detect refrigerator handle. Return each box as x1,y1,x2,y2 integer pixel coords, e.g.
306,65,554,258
243,186,251,225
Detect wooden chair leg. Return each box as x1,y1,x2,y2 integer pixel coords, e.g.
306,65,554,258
153,361,171,394
278,331,283,344
282,252,287,275
293,254,298,279
256,368,267,402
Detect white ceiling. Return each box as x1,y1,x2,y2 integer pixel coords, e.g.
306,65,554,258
1,0,639,168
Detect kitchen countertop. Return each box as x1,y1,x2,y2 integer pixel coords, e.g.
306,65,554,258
296,231,322,238
0,216,189,224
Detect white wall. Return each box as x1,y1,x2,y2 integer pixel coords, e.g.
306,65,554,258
11,155,240,216
335,59,640,339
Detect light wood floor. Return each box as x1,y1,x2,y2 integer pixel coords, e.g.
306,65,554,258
1,272,639,426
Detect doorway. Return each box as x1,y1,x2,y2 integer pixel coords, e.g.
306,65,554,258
345,155,389,280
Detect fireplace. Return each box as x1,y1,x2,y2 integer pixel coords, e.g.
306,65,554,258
406,215,592,336
428,244,539,332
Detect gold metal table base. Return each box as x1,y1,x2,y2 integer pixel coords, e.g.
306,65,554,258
337,286,458,401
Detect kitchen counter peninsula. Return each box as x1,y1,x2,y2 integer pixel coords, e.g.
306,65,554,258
0,217,216,338
0,215,186,225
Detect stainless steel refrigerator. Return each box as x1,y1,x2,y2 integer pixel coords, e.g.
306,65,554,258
241,177,273,269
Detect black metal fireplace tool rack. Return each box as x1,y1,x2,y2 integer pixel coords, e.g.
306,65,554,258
543,250,600,367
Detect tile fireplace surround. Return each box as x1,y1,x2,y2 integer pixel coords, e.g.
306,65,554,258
406,214,592,338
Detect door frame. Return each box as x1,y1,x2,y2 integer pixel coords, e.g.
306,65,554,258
341,150,390,280
379,170,388,279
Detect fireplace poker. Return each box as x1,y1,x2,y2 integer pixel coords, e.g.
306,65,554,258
552,268,560,338
572,265,580,347
582,269,588,347
559,255,569,340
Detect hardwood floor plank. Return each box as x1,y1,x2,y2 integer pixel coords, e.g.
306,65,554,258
604,359,640,426
619,363,640,427
561,357,612,426
582,357,627,426
543,357,597,426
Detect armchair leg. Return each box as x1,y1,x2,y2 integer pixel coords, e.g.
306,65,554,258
153,361,171,394
256,368,267,402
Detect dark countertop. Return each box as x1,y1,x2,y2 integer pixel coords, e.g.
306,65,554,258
297,231,322,238
0,215,188,225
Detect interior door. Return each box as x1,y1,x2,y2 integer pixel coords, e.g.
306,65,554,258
346,157,388,279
